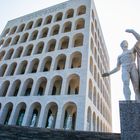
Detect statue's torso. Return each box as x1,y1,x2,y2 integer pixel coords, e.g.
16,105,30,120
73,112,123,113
119,50,136,66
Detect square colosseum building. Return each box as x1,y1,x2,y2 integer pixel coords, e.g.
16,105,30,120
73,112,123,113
0,0,112,132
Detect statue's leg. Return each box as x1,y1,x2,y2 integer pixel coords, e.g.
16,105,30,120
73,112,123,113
130,66,140,101
122,69,131,100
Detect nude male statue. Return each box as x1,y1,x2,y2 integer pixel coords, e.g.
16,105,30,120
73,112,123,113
102,29,140,101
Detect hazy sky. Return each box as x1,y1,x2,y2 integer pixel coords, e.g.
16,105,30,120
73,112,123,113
0,0,140,133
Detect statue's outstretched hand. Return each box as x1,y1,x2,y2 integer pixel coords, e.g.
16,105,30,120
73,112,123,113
125,29,134,33
102,73,110,77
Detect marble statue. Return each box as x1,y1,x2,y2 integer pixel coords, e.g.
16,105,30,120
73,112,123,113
66,115,72,130
47,114,54,129
30,113,37,127
102,29,140,101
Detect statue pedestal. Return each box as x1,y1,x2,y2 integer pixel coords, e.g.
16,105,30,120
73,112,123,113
119,101,140,140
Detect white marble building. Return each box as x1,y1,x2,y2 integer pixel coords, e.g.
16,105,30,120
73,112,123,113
0,0,112,132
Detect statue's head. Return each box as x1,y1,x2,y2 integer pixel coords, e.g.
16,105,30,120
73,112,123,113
120,40,128,50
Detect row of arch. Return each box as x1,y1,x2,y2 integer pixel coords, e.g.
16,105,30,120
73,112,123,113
90,20,109,79
90,37,111,107
0,18,85,48
0,101,77,130
90,9,110,76
87,107,110,132
0,74,80,97
89,57,109,106
0,33,84,61
88,79,111,124
1,5,86,37
0,51,82,77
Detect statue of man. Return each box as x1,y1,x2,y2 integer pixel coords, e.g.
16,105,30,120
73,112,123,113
30,113,37,127
102,29,140,101
47,114,54,129
66,115,72,130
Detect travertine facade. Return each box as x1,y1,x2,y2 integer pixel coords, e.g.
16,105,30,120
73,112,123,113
0,0,112,132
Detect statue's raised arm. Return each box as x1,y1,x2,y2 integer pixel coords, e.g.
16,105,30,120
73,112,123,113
126,29,140,41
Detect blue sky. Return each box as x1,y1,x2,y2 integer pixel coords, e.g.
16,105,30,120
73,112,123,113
0,0,140,132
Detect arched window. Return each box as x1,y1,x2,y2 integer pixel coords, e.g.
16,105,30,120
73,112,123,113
26,102,41,127
22,78,33,96
62,22,72,33
90,57,93,75
45,103,58,128
92,10,95,21
34,18,43,28
93,87,97,106
91,23,94,37
13,47,23,58
39,27,49,38
0,39,4,48
17,24,25,32
51,25,60,36
29,30,38,41
58,36,69,50
6,62,17,76
66,74,80,95
54,12,63,22
90,38,94,54
0,51,5,61
23,44,33,56
94,65,97,81
65,9,74,19
54,54,66,70
62,102,77,130
95,32,97,45
50,76,63,95
2,28,10,37
97,93,100,110
73,33,84,47
44,15,52,25
0,81,10,96
3,38,12,47
87,107,91,131
46,39,56,52
97,116,99,131
9,80,21,96
75,18,85,30
25,21,34,30
40,56,52,72
0,64,7,77
93,112,96,131
0,103,13,125
77,5,86,15
17,60,28,74
28,59,39,73
15,103,26,126
9,26,17,35
95,19,97,31
70,52,82,68
11,35,20,45
4,49,14,60
34,42,44,54
20,33,29,43
34,77,47,96
88,79,93,100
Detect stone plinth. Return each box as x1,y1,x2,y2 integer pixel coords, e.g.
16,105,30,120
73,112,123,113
0,125,120,140
119,101,140,140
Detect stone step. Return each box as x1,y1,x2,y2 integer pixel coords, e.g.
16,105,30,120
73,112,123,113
0,125,120,140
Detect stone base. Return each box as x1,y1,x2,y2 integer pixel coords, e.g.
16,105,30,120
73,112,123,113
119,100,140,140
0,125,120,140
